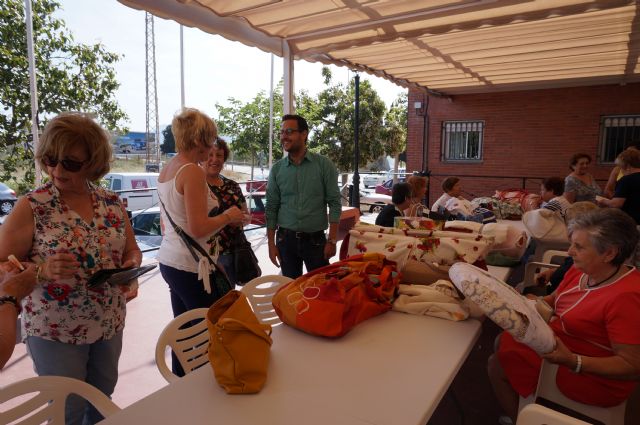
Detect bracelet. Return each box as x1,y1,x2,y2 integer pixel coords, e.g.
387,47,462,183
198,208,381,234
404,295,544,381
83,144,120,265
0,295,20,312
573,354,582,374
36,264,43,281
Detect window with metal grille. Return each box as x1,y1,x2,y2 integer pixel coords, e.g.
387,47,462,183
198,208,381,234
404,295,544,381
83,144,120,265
599,115,640,163
442,121,483,161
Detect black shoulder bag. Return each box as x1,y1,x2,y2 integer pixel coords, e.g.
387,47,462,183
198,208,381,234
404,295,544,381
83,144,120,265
231,231,262,285
159,198,232,297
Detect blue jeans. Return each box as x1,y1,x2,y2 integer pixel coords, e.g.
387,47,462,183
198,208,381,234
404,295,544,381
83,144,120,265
217,253,237,286
25,331,123,425
276,228,328,279
159,263,226,376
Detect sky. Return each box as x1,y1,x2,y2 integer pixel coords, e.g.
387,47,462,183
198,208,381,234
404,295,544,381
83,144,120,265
54,0,406,132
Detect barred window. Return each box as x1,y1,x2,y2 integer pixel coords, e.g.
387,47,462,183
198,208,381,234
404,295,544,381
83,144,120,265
599,115,640,163
442,121,483,161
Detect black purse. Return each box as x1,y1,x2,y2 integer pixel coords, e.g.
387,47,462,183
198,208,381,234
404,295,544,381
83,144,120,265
159,198,233,297
231,231,262,285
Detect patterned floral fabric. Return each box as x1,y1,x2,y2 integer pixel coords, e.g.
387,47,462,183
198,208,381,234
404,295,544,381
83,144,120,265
22,182,128,344
206,175,247,255
347,224,495,267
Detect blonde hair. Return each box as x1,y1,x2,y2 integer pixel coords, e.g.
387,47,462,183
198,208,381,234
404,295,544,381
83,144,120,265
36,112,112,181
171,108,217,152
615,148,640,169
407,175,427,198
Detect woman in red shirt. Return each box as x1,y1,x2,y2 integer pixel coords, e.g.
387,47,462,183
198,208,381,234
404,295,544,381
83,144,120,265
488,208,640,422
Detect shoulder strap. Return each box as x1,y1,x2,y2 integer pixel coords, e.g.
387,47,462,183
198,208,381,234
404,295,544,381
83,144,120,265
158,196,214,266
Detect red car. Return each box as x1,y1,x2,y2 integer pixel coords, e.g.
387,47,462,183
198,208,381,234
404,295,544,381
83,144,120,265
245,191,266,226
375,178,406,196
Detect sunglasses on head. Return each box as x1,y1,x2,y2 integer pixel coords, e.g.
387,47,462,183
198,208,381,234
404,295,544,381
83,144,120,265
42,155,85,172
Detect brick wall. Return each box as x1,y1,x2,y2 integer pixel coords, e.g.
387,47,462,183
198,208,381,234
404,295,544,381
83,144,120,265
406,83,640,205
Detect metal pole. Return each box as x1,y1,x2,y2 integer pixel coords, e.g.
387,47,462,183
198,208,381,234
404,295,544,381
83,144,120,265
268,53,274,170
351,73,360,210
24,0,41,185
180,25,185,108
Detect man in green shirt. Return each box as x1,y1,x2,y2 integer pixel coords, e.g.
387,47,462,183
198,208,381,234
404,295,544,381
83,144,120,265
266,114,342,278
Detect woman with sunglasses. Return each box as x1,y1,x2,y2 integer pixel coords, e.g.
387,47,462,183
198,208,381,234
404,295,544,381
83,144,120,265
0,112,142,425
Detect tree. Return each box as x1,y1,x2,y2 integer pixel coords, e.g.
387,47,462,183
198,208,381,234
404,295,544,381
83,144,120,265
215,83,284,162
382,93,408,174
306,67,387,172
161,125,175,154
0,0,128,191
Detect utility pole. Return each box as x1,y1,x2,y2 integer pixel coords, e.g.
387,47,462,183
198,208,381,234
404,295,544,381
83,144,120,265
145,13,160,171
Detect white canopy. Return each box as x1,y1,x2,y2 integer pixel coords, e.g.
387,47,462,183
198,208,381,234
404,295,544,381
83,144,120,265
118,0,639,95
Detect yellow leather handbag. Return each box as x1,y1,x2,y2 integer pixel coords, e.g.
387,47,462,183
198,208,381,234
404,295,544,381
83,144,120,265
206,290,272,394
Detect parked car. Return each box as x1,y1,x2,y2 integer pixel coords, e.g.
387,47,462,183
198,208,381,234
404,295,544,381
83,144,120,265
0,182,17,216
362,168,406,188
245,191,266,226
103,172,159,211
374,176,407,196
131,207,163,248
359,189,392,213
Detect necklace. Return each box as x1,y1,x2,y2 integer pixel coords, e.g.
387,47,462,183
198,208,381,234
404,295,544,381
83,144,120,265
586,265,621,288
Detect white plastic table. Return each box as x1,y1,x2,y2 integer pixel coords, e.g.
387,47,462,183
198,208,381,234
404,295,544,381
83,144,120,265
100,312,481,425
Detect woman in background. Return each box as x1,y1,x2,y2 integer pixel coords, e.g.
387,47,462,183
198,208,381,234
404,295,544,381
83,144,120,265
564,153,601,203
204,137,249,285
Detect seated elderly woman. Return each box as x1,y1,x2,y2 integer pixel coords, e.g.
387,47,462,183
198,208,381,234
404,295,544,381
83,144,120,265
488,208,640,423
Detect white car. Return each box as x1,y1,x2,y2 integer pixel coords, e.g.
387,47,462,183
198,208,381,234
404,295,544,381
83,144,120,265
362,169,406,188
359,190,392,213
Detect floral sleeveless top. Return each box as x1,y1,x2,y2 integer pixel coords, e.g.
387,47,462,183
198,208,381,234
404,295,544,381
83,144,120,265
207,175,246,255
22,182,128,344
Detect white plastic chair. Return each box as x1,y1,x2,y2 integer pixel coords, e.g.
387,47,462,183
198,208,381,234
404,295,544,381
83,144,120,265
519,360,627,425
517,403,590,425
0,376,120,425
155,307,210,383
516,250,569,293
241,275,292,325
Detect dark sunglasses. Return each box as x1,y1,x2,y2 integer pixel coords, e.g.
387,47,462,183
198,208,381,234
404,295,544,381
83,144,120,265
280,128,301,136
42,155,85,172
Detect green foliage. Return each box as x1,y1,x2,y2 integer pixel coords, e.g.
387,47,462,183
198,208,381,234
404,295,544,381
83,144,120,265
215,82,284,162
306,67,387,171
0,0,128,190
161,125,175,154
214,67,406,173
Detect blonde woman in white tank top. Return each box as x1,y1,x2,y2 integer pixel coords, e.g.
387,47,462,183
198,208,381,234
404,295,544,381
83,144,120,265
157,108,244,376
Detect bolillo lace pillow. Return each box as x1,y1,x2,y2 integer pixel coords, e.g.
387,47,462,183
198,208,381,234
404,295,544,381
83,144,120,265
448,262,555,354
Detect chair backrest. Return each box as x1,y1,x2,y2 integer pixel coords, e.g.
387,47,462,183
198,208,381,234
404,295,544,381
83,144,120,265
542,250,570,265
241,275,293,325
534,360,626,425
155,307,210,383
0,376,120,425
517,403,590,425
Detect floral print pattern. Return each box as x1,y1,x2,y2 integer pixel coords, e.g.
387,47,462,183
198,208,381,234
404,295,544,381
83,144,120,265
22,182,128,344
206,175,247,255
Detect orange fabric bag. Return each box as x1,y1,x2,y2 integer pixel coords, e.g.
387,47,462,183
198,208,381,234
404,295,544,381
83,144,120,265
207,290,272,394
272,253,400,337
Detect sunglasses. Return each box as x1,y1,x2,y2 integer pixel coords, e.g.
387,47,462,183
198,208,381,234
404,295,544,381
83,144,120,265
42,155,85,172
280,128,301,136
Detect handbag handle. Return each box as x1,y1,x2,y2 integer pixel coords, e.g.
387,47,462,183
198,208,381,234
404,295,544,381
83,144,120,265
217,318,273,342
